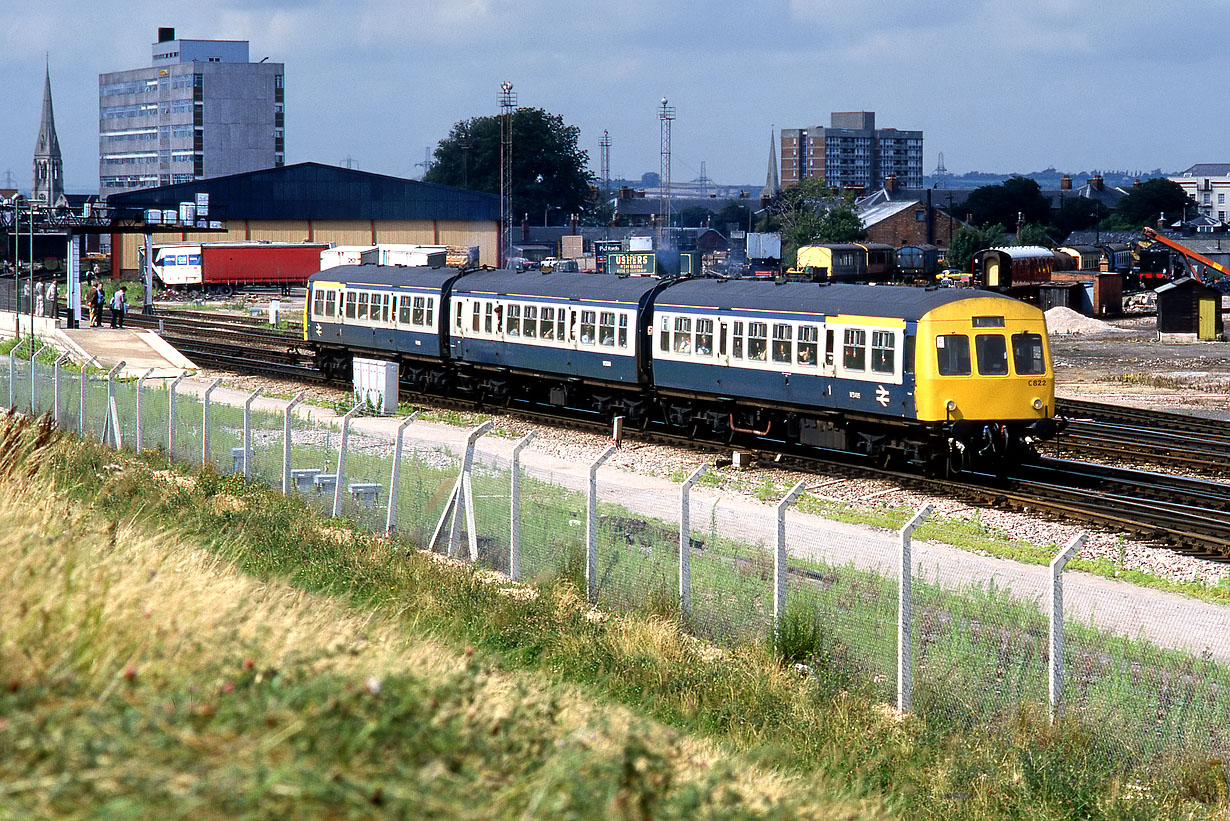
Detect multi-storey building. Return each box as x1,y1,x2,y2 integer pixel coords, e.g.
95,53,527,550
780,112,922,191
1171,164,1230,226
99,27,283,197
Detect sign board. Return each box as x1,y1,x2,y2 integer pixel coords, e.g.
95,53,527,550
608,252,656,277
561,235,583,259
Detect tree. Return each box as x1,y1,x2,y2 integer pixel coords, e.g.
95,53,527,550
963,176,1051,231
764,178,865,265
1114,178,1193,227
1053,197,1108,238
677,206,713,228
425,107,592,226
947,224,1007,271
712,201,751,234
1015,223,1054,247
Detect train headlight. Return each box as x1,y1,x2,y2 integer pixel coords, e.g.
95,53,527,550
946,400,957,412
1032,398,1043,411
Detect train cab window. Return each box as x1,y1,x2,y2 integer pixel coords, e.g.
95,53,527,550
506,304,521,336
324,290,337,318
673,317,692,353
975,334,1009,375
695,318,713,356
825,329,834,366
523,305,538,338
732,321,744,359
659,316,670,352
871,331,895,374
313,288,325,318
580,310,597,345
471,301,481,333
357,292,369,321
772,324,792,363
618,314,628,348
1011,332,1046,375
843,328,866,371
599,311,616,347
903,336,915,375
748,322,767,361
540,306,555,339
345,291,357,320
935,334,971,375
797,325,818,367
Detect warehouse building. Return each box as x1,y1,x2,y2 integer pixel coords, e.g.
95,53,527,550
104,162,502,274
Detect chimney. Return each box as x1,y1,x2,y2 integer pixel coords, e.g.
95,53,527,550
570,213,578,233
618,186,632,200
1134,178,1142,188
521,215,528,241
1060,175,1072,190
158,27,175,42
884,174,898,192
1091,175,1103,191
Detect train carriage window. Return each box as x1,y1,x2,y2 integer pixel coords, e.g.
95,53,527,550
797,325,818,366
935,334,971,375
673,317,692,353
540,306,555,339
871,331,895,374
1012,333,1045,375
772,324,792,363
599,311,616,347
455,301,463,331
484,302,494,334
471,301,481,333
324,290,336,318
748,322,767,361
659,316,670,352
523,305,538,338
580,310,597,345
425,297,434,328
410,296,424,326
397,296,410,325
313,288,326,318
719,322,727,356
825,329,834,366
379,294,390,323
618,314,628,348
506,304,520,336
903,335,915,375
842,328,866,371
732,321,744,359
557,311,566,341
356,292,369,321
975,334,1009,375
695,318,713,355
345,291,357,320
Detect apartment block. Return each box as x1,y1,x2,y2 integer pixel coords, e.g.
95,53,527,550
781,112,922,191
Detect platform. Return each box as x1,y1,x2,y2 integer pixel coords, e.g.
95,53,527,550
57,326,197,378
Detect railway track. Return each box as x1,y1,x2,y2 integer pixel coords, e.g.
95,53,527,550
133,313,1230,556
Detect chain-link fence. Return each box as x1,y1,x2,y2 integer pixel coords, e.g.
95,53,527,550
21,368,1230,765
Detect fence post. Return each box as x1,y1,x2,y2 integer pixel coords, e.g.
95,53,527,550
331,403,364,518
898,504,933,714
281,391,305,495
241,389,263,479
428,421,495,558
384,412,420,535
78,361,87,434
134,369,154,451
102,362,125,448
52,354,70,426
29,343,47,414
167,373,185,458
773,481,807,636
586,445,618,604
201,378,223,466
8,347,15,409
1050,534,1086,723
509,431,536,580
679,464,708,619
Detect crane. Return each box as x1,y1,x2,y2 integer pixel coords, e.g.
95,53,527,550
1140,227,1230,281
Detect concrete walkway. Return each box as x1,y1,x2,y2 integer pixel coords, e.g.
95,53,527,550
59,326,197,378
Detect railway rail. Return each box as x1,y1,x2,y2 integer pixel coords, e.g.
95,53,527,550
133,312,1230,557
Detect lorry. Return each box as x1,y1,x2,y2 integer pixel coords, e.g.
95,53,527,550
151,242,330,296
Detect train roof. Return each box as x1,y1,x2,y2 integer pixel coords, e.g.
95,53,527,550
450,268,664,303
655,280,1017,320
308,264,461,289
980,246,1056,260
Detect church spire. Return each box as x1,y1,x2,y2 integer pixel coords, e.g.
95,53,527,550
33,60,64,206
759,127,780,201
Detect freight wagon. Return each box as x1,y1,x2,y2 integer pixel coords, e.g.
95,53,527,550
152,242,329,296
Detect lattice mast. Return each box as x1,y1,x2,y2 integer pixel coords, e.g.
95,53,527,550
658,98,675,249
499,82,517,266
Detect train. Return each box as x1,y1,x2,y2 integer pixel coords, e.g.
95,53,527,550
306,266,1060,473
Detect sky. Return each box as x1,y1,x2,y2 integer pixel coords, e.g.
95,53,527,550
1,0,1224,194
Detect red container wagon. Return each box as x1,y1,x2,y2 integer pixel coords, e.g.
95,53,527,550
200,243,329,295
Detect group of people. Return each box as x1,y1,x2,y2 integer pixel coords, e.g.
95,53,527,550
87,283,127,328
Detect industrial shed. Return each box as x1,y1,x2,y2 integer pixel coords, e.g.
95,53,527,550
1156,277,1224,342
105,162,501,274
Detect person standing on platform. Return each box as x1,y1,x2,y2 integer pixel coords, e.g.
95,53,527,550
109,286,127,329
33,281,44,317
89,284,104,327
45,281,56,320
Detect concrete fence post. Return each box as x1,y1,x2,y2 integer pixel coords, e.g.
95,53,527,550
773,481,807,636
52,354,70,426
201,378,223,467
384,412,420,535
134,369,154,452
1050,534,1087,723
898,504,933,714
281,391,305,495
331,404,363,518
30,343,48,414
508,431,536,580
8,347,15,409
78,362,87,434
167,373,186,458
241,389,263,479
586,445,618,604
679,464,708,619
102,362,125,448
428,421,495,558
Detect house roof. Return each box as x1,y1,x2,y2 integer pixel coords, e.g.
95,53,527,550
1176,163,1230,177
857,199,920,226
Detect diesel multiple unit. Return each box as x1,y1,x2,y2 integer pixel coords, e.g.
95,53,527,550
307,266,1059,471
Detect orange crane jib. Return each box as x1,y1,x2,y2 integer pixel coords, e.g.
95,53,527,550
1141,227,1230,277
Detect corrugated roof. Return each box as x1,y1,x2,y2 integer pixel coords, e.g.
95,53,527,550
857,199,919,226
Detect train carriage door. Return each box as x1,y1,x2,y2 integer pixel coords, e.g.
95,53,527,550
718,320,728,362
985,256,1001,288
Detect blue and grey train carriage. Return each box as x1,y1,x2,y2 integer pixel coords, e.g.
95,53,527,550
649,281,1056,469
446,269,671,414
